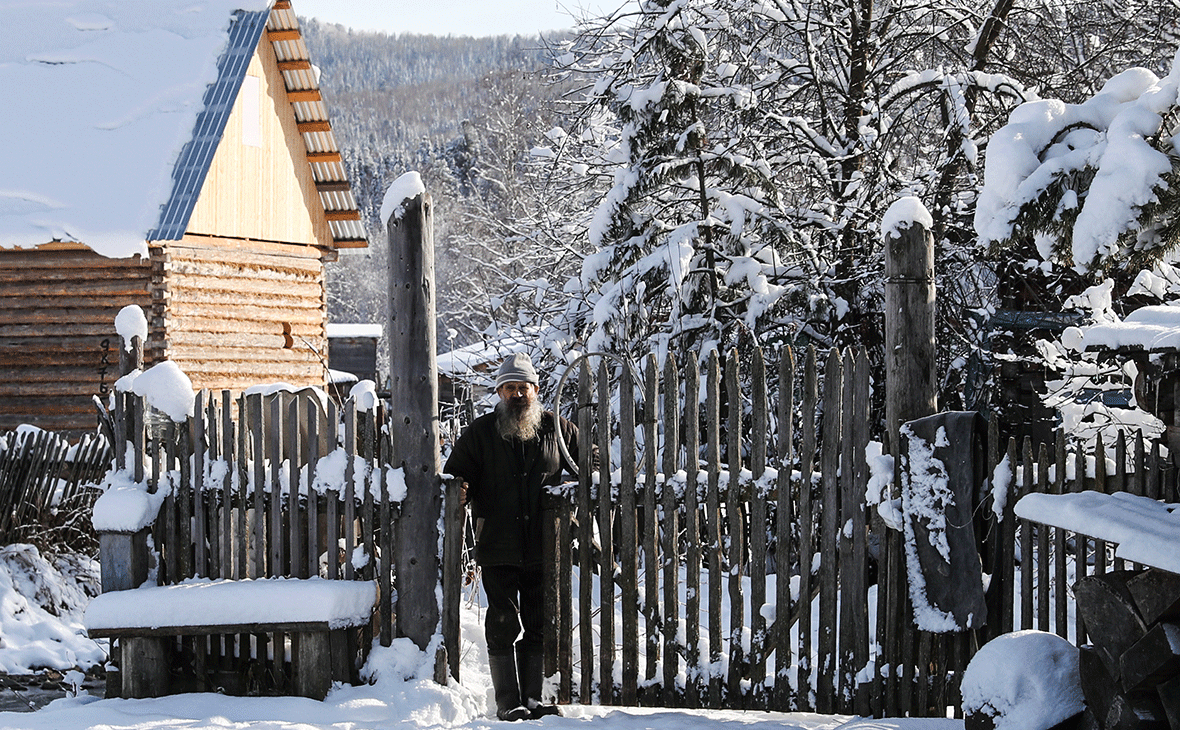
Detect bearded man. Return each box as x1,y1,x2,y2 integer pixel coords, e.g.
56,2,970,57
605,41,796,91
444,352,580,721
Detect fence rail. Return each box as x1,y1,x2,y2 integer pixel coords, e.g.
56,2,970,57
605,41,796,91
538,344,1178,717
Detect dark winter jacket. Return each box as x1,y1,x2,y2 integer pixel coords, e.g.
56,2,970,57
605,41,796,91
443,410,580,567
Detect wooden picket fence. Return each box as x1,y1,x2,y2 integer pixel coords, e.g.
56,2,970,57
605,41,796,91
536,345,1178,718
0,427,110,550
108,387,453,694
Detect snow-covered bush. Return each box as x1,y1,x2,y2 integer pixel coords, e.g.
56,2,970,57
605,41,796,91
961,630,1084,730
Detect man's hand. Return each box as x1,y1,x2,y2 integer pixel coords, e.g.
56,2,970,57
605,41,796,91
459,481,468,507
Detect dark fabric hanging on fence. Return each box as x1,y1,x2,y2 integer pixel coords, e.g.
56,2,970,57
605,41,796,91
900,411,988,632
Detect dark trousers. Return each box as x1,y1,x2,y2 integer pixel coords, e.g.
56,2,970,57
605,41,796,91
481,564,544,655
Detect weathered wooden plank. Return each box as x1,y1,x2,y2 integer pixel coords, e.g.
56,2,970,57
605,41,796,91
661,352,680,706
838,349,856,714
816,348,841,714
343,402,357,581
748,345,768,708
0,308,148,324
250,394,266,580
1113,431,1126,572
165,247,324,273
1073,444,1087,644
235,394,249,581
797,346,817,712
218,391,232,579
1019,433,1028,632
165,276,322,299
0,295,152,310
725,349,745,707
206,398,222,581
269,395,285,578
642,355,660,692
442,475,463,680
850,349,871,717
1035,442,1049,631
557,480,573,703
177,420,194,580
683,357,701,709
617,359,637,704
597,358,615,704
774,347,795,713
705,350,723,708
380,481,395,647
307,410,322,580
1054,431,1068,639
1000,437,1018,636
0,266,151,283
577,361,594,704
193,391,208,577
1094,434,1108,577
166,301,324,326
288,397,303,579
0,248,147,268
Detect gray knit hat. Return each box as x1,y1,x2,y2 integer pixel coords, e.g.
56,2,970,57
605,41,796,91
495,352,539,388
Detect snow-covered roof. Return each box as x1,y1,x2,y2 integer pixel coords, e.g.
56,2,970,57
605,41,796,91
1063,305,1180,352
327,323,383,339
0,0,365,258
436,335,531,378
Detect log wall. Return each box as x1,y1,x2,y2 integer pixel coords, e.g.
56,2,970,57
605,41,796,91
0,245,152,433
155,235,328,393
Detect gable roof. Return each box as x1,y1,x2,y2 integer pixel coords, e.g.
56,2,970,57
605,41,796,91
0,0,364,258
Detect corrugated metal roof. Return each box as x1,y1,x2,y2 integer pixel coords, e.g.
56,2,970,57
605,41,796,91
151,0,368,249
148,9,269,242
266,0,368,248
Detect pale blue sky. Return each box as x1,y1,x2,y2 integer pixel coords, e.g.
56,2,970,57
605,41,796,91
293,0,622,37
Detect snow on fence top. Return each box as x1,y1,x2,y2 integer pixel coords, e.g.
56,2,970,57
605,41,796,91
1015,490,1180,574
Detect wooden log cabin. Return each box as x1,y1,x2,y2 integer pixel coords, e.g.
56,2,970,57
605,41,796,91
0,0,366,434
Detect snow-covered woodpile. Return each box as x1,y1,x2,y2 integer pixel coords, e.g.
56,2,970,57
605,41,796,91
1076,568,1180,730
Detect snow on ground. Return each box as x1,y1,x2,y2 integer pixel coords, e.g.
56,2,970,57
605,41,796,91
0,542,965,730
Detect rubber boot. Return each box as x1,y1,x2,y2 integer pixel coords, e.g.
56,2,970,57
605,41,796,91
516,644,561,719
488,651,530,721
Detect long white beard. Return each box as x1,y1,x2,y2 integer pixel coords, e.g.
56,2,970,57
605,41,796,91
495,397,543,441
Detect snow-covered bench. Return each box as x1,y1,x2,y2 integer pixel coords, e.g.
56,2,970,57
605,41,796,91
85,577,376,700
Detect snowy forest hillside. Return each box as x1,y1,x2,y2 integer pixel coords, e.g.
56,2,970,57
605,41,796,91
304,2,1180,440
301,22,569,353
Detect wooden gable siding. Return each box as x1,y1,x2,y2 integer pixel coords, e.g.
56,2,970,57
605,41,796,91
0,246,152,433
184,31,332,248
153,235,327,392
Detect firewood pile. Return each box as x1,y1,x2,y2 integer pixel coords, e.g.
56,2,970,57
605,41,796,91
1077,568,1180,730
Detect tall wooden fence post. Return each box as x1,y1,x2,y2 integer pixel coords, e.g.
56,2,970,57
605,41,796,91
387,184,445,676
884,198,937,451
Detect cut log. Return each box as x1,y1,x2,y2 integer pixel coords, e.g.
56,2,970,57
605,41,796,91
1080,644,1118,724
1129,570,1180,626
1104,692,1169,730
1076,571,1149,678
1120,623,1180,694
1156,672,1180,730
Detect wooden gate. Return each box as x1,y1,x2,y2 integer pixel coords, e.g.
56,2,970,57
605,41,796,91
538,345,1177,717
